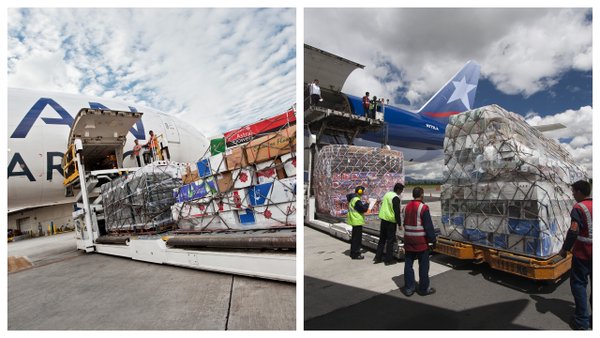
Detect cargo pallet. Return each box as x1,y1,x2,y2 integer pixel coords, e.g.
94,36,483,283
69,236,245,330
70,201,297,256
434,236,571,281
64,108,296,283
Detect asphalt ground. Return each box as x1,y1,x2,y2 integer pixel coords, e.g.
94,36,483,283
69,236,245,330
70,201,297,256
304,225,589,330
8,232,295,330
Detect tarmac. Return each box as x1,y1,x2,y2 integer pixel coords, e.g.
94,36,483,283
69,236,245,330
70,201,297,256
304,189,589,330
8,232,295,330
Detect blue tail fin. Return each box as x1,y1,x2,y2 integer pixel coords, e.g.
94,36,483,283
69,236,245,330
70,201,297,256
417,60,480,124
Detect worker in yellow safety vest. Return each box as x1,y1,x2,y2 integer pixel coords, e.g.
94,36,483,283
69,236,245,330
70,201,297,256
346,185,370,260
374,183,404,265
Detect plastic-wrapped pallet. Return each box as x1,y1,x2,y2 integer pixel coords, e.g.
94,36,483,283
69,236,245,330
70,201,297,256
313,145,404,224
440,104,587,258
101,162,185,233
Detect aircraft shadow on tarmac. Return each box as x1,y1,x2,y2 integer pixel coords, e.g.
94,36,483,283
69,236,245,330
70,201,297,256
429,253,569,294
305,275,534,330
305,251,574,330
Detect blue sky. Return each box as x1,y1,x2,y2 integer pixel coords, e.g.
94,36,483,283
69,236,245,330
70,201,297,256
305,8,593,179
7,8,296,137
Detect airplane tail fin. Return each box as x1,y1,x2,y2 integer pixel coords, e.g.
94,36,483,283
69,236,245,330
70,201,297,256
417,60,480,125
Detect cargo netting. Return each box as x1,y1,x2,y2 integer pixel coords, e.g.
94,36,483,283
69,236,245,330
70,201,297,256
101,162,185,234
440,104,587,258
172,110,297,232
313,145,404,224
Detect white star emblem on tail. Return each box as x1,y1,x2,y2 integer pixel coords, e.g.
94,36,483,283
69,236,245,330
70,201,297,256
447,76,477,110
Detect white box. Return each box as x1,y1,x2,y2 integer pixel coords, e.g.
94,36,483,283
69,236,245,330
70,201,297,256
281,152,296,177
212,197,231,213
270,178,296,204
232,167,256,189
254,201,296,227
209,153,227,174
255,160,275,171
226,189,251,210
218,210,240,228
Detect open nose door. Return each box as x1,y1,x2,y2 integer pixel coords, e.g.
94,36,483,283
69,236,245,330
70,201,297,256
64,108,143,182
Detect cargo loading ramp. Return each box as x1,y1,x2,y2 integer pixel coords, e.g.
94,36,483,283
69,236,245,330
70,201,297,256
63,108,295,283
305,105,385,145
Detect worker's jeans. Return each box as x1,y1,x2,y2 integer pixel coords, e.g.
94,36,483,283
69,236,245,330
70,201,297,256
350,225,363,258
375,221,396,262
404,250,430,292
570,256,592,329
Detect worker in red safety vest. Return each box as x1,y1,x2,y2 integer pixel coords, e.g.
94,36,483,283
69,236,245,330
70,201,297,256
559,180,592,330
362,92,370,116
401,186,437,297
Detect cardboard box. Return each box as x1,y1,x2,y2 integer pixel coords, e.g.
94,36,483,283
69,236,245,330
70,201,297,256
213,197,232,213
225,146,249,170
197,158,211,178
227,189,250,210
274,158,287,179
255,159,286,183
204,176,218,196
181,163,200,184
209,153,227,174
248,182,273,206
270,178,296,204
245,125,296,164
280,153,296,177
210,137,226,155
232,167,255,189
254,202,296,226
216,172,234,193
177,179,209,203
182,169,200,185
238,208,256,225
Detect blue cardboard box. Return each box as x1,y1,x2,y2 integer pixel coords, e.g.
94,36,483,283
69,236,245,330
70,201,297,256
508,218,540,237
197,158,211,178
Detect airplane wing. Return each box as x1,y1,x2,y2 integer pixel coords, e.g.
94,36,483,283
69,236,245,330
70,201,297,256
532,123,567,132
304,44,364,92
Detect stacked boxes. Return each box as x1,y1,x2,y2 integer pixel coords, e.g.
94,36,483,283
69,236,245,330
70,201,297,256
312,145,404,224
172,114,297,232
440,105,587,258
101,163,185,233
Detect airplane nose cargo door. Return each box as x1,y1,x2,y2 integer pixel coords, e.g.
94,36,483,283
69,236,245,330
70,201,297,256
159,115,181,144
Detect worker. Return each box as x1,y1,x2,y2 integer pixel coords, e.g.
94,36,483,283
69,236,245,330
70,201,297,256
144,130,159,163
131,139,142,167
559,180,592,330
369,96,379,119
362,92,370,116
309,79,322,106
346,185,370,260
374,183,404,265
401,186,437,296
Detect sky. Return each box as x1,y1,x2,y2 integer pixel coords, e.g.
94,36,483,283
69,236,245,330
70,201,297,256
7,8,296,137
305,8,593,180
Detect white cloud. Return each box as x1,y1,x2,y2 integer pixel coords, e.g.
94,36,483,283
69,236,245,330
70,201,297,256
526,106,593,176
8,8,296,136
305,8,591,107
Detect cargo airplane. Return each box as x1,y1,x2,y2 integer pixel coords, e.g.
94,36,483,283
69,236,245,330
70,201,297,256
7,88,210,212
305,44,564,162
305,44,479,162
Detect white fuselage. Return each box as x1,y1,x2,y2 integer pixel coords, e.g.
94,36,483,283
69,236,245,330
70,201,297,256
8,88,210,212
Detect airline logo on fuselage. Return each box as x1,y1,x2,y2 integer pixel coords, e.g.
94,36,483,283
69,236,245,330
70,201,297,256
425,123,439,131
8,97,146,182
